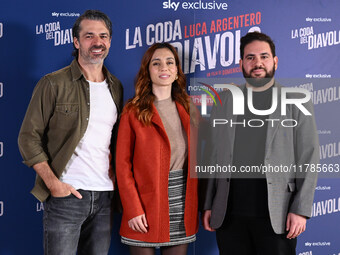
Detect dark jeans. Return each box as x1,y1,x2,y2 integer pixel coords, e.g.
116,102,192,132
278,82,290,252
43,190,114,255
216,215,297,255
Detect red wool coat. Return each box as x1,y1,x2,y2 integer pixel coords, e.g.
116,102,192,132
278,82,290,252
116,102,198,243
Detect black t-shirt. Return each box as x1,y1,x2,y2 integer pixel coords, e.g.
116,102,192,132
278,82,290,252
227,86,273,218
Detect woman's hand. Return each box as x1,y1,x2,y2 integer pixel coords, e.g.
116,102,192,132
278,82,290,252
128,214,148,233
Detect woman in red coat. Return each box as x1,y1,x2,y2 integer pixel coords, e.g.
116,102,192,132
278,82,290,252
116,42,198,255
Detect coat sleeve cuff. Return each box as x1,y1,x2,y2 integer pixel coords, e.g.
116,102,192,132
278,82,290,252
23,152,49,167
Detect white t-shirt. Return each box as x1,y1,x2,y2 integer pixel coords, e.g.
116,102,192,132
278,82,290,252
60,80,117,190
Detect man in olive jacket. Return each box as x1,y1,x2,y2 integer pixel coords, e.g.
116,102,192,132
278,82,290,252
18,10,123,255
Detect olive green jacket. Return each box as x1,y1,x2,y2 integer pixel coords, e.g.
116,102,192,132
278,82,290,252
18,59,123,202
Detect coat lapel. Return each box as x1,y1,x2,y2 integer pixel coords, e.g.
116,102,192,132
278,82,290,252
151,104,165,129
227,86,241,155
176,102,190,137
265,82,283,158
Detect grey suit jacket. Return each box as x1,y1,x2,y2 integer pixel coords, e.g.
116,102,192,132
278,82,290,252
202,81,319,234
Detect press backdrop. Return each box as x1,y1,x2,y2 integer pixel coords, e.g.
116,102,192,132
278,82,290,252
0,0,339,254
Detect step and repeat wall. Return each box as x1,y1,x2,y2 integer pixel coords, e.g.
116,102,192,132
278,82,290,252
0,0,339,254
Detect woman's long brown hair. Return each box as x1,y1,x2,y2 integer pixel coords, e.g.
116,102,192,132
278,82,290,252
124,43,190,126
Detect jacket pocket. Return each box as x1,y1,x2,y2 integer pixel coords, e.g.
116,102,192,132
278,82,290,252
52,104,79,129
55,104,79,115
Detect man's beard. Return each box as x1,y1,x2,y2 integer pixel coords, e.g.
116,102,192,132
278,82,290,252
242,65,275,87
80,45,108,64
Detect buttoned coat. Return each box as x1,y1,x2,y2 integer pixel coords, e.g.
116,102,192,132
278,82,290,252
202,82,319,234
116,102,198,242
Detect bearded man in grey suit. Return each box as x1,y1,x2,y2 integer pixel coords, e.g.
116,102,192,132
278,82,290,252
201,32,319,255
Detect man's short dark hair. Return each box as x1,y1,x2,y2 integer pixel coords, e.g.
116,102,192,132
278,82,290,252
240,31,276,59
72,10,112,58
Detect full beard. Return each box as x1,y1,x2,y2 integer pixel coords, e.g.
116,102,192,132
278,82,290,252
243,66,275,88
